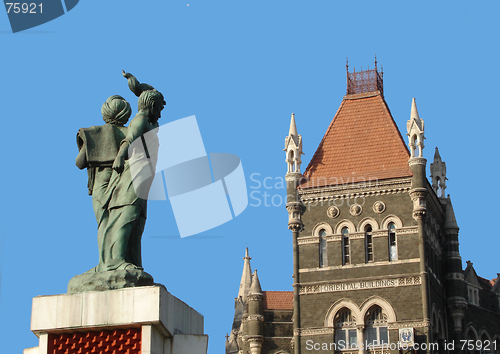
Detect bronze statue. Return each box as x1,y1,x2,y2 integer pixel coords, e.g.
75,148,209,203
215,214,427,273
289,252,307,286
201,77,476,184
68,72,165,293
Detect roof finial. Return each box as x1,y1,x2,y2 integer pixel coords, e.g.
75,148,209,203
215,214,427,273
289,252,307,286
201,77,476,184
237,248,252,301
244,247,251,260
410,97,420,120
374,54,378,70
346,57,349,73
289,113,298,137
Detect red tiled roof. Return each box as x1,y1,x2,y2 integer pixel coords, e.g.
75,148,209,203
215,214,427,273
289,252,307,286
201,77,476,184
263,291,293,310
300,92,412,189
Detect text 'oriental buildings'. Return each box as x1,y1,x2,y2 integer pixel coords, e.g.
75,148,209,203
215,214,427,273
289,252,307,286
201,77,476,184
225,63,500,354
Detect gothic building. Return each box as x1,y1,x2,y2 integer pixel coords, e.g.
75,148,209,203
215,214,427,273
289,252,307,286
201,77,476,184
226,64,500,354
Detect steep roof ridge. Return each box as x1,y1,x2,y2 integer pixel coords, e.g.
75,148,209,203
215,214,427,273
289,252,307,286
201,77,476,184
301,98,347,180
379,93,412,157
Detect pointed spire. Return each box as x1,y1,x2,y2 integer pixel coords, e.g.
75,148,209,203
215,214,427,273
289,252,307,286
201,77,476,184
433,147,442,162
237,248,252,302
249,270,263,295
289,113,298,137
444,196,459,230
406,97,425,158
410,97,420,120
285,113,303,176
431,147,447,197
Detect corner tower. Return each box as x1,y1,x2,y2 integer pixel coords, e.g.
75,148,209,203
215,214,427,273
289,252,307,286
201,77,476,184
285,113,305,354
226,248,253,354
292,61,436,353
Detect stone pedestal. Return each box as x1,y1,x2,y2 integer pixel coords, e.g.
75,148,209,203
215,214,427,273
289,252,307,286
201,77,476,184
24,285,208,354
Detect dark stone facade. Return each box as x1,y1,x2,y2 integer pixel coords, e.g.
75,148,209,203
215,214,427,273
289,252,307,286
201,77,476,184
226,73,500,354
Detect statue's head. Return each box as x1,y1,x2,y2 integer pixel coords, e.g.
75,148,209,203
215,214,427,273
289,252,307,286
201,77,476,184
122,71,166,123
138,89,166,123
101,95,131,125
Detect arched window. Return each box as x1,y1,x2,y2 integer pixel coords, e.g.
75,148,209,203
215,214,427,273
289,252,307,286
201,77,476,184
411,135,418,157
342,227,350,265
319,229,327,268
388,223,397,261
364,305,388,347
436,176,443,197
466,329,478,354
288,150,295,173
432,312,440,348
334,308,357,349
481,333,491,354
365,225,374,263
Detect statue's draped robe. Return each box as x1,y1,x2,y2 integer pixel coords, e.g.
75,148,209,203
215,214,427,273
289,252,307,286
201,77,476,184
77,123,158,272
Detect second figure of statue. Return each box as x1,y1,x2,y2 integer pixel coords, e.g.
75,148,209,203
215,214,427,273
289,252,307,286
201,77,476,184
75,71,165,274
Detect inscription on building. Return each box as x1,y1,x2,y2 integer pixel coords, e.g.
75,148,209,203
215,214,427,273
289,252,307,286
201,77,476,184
300,276,421,294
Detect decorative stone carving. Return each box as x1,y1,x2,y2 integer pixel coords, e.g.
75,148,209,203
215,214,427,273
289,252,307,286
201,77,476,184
327,206,340,219
373,201,386,214
286,201,305,232
349,204,362,216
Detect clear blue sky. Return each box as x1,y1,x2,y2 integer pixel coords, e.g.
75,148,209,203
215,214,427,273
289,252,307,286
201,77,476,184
1,1,499,353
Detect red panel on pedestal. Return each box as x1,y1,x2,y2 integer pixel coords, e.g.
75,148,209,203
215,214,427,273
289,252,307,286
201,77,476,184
47,328,141,354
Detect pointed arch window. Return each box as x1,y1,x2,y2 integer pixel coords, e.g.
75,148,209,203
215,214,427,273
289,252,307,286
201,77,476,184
388,223,397,261
364,305,388,347
466,329,479,354
436,176,443,197
319,229,327,268
342,227,350,265
288,150,295,173
334,308,357,349
365,225,374,263
480,333,492,354
411,135,418,157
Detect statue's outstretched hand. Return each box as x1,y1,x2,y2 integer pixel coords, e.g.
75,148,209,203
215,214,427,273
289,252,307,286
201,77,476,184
113,156,125,174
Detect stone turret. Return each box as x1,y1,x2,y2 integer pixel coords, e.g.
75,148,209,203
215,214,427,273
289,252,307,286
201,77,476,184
284,113,305,354
285,113,303,204
407,97,430,325
226,249,253,354
285,113,303,176
407,98,425,159
430,147,447,198
407,98,427,219
443,196,466,340
245,270,264,354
